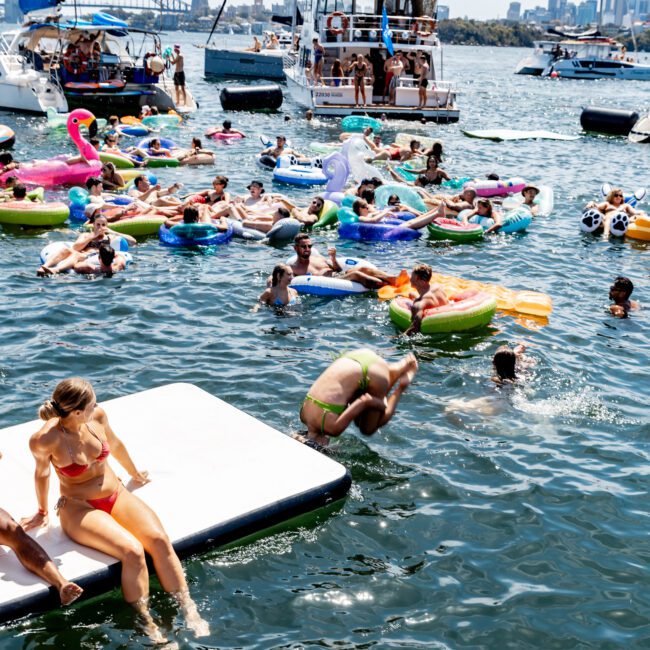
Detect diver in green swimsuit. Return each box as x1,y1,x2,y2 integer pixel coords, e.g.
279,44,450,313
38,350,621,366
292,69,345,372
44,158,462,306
298,348,418,448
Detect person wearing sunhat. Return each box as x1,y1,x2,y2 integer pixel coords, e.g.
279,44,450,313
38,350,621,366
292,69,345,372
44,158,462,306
169,43,186,108
521,184,540,216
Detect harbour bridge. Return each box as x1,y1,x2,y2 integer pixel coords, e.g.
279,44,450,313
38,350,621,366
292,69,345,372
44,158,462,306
1,0,191,21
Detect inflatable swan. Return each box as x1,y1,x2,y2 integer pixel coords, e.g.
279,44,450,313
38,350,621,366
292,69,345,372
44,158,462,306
1,109,102,187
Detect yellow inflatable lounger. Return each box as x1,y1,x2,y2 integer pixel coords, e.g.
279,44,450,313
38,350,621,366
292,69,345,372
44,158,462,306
378,272,553,318
0,383,351,624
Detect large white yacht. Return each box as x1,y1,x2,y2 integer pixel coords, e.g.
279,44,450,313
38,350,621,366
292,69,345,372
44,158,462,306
284,0,459,122
0,4,197,115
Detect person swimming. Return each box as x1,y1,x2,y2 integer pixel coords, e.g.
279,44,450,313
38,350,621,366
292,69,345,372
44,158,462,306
609,276,639,318
257,264,299,308
492,344,527,384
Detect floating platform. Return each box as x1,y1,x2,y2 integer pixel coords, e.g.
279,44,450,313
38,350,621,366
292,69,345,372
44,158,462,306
0,383,350,623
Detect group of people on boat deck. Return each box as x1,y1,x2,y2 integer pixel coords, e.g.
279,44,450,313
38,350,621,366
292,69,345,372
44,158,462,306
304,40,434,106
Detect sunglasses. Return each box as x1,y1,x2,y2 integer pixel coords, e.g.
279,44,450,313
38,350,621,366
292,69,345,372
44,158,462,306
298,243,312,249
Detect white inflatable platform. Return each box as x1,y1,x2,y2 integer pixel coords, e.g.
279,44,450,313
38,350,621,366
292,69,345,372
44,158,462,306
0,383,350,623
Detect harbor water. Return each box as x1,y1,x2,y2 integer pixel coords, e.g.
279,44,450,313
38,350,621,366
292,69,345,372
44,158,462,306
0,35,649,648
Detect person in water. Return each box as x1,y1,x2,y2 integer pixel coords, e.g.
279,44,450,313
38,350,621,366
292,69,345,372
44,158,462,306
37,209,135,276
609,276,639,318
353,198,445,231
206,120,246,139
587,187,644,237
292,195,327,226
21,378,209,643
404,263,449,335
491,344,527,384
258,264,299,308
73,242,127,277
521,184,541,216
0,451,83,606
298,349,418,448
289,233,404,290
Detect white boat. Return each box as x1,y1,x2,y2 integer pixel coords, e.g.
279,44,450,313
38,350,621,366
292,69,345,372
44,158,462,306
516,37,650,80
0,5,197,115
204,45,286,79
284,2,459,122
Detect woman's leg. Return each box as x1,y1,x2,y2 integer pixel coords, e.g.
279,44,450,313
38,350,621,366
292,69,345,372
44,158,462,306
111,489,209,637
50,250,86,274
360,83,366,106
59,500,166,643
354,80,360,106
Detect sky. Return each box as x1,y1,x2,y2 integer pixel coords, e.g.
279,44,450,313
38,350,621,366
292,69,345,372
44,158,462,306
444,1,540,20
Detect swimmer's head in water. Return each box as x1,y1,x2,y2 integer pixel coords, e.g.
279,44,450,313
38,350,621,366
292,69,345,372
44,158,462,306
223,120,232,129
476,198,493,217
39,377,95,421
493,345,516,382
213,175,228,188
98,243,115,267
87,176,102,190
272,263,293,287
183,205,200,223
610,276,634,301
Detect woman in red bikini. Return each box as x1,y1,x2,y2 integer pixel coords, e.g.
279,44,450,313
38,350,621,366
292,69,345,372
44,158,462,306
21,378,208,643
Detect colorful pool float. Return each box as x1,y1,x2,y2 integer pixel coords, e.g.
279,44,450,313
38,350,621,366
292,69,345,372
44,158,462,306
341,115,382,133
427,218,484,243
626,213,650,241
378,272,553,319
159,222,233,247
0,125,15,149
389,291,498,334
0,200,69,226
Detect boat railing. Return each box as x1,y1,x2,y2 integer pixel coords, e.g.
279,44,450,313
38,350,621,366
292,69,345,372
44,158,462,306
318,13,439,48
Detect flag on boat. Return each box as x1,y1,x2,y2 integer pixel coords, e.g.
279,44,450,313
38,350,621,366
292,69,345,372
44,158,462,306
381,7,394,56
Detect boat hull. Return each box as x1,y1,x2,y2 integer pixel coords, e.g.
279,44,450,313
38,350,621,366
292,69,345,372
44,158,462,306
550,58,650,80
205,47,285,80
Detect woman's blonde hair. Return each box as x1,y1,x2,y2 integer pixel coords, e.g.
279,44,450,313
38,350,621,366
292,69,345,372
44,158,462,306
39,378,95,420
606,188,623,203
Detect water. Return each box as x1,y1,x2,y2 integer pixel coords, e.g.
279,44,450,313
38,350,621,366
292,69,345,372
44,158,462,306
1,36,649,648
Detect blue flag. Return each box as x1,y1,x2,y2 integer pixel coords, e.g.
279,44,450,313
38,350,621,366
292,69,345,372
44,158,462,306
382,7,394,56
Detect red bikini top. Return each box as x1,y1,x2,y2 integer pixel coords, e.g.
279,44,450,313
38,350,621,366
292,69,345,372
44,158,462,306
54,427,110,478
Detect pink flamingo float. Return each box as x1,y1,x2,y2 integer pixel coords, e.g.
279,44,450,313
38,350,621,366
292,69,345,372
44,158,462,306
1,109,102,188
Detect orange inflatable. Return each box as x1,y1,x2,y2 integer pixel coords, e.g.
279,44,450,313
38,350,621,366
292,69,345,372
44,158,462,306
379,272,553,319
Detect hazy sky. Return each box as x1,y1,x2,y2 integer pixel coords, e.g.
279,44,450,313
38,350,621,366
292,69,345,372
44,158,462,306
444,1,540,19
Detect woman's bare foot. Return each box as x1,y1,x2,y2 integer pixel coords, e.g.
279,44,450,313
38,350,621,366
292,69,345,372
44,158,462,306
175,591,210,637
36,265,54,277
59,581,83,606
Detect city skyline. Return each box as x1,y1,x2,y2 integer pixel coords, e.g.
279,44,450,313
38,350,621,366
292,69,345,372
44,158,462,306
444,0,551,19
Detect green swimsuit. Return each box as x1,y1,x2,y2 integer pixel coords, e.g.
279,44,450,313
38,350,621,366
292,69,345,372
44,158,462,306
302,349,380,434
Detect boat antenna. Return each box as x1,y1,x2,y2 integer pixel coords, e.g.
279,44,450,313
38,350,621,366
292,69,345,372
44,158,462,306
598,0,603,29
289,0,297,52
206,0,228,46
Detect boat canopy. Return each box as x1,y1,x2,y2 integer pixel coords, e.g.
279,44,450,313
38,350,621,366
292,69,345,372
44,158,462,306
19,0,59,16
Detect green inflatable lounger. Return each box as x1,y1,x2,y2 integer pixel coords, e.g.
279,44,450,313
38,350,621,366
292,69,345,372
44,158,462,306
0,383,351,623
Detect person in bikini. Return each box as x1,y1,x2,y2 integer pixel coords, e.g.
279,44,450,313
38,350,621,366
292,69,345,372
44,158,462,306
20,378,209,644
404,263,449,335
257,264,299,308
349,54,368,107
353,197,445,231
585,187,644,237
297,349,418,448
289,233,405,290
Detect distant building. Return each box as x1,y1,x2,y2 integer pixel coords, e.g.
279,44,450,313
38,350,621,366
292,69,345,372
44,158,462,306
614,0,627,24
437,5,449,20
576,0,598,23
191,0,209,17
507,2,521,20
548,0,559,19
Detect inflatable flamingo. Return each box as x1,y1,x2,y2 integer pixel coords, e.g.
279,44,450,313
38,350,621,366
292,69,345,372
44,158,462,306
1,109,102,188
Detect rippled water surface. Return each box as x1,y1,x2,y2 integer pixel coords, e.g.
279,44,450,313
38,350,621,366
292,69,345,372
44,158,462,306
0,36,649,648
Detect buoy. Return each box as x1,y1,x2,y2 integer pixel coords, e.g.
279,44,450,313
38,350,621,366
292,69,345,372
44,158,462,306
580,107,640,136
219,84,283,111
550,70,559,78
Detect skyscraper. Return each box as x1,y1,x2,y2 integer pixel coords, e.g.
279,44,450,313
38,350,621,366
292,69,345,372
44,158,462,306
507,2,522,20
548,0,559,18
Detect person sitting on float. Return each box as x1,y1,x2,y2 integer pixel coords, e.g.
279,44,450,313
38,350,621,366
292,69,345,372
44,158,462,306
176,137,214,165
225,180,285,221
260,135,307,163
353,197,444,230
21,378,209,643
128,175,182,208
421,186,477,214
164,204,228,231
394,155,450,186
292,195,327,226
73,242,127,276
288,233,403,290
242,205,292,234
366,138,423,163
520,184,541,216
207,120,246,139
98,163,125,192
193,175,231,208
585,187,644,237
37,208,135,276
297,348,418,449
460,197,501,231
11,183,30,202
146,138,173,159
257,264,299,308
404,263,449,335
